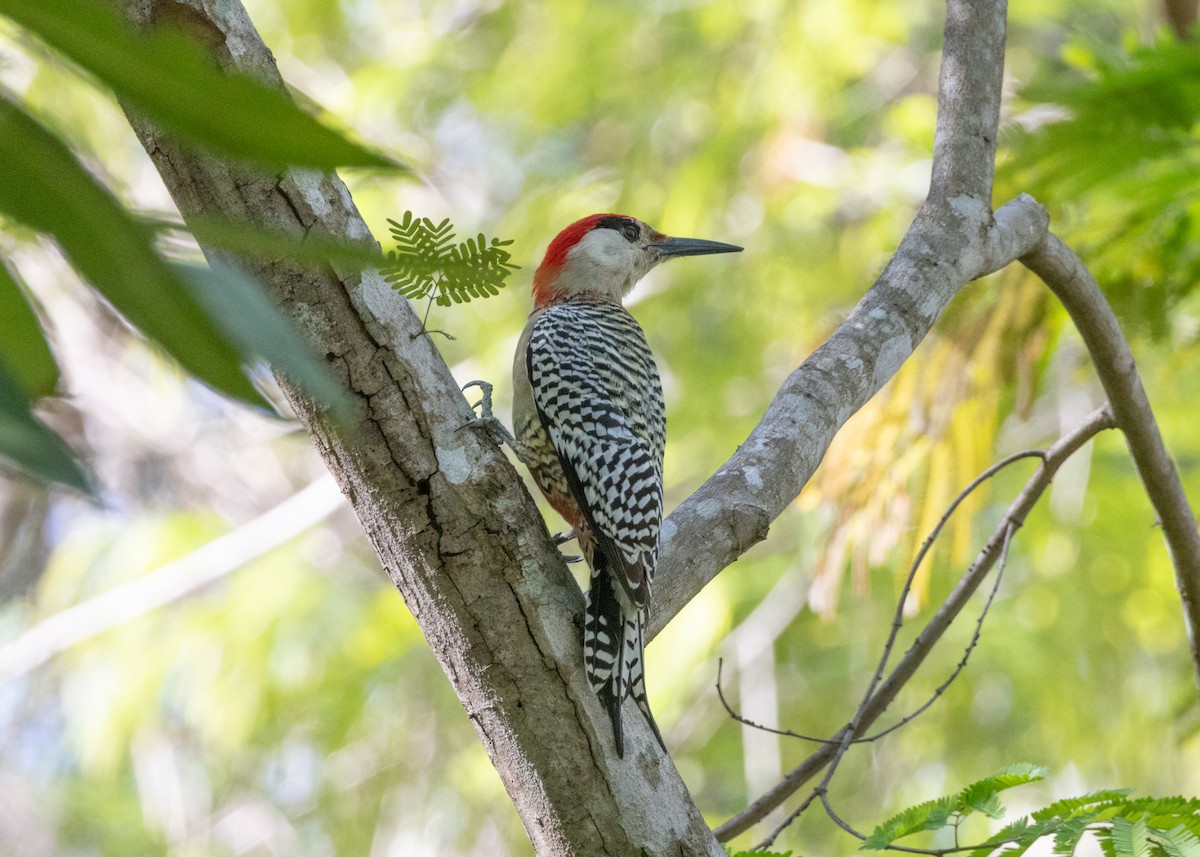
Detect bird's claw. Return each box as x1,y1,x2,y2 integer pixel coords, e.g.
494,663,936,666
462,379,496,420
551,531,581,563
458,379,515,448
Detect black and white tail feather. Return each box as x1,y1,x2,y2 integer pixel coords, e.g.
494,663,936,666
583,562,664,756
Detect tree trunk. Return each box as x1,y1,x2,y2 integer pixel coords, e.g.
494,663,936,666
120,1,724,854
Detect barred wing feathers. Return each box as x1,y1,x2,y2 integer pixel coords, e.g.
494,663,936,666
525,301,665,607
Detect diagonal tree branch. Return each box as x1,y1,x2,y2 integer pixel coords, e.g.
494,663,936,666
714,405,1117,842
1022,234,1200,688
649,0,1041,639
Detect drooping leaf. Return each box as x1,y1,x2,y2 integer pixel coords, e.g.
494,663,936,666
0,357,88,492
178,263,351,422
958,763,1049,820
1053,815,1102,856
0,92,265,407
862,796,956,849
156,215,388,272
1006,35,1200,334
1152,825,1200,857
0,256,58,397
1107,818,1151,857
1034,791,1134,823
970,817,1061,857
0,0,396,169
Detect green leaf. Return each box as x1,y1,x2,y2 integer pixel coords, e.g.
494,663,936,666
179,263,351,422
0,257,58,397
1109,818,1151,857
1034,791,1134,822
862,797,956,849
155,215,388,273
958,763,1049,820
0,0,395,170
0,92,265,407
0,357,88,492
970,817,1060,857
1152,825,1200,857
383,211,519,307
1053,816,1100,856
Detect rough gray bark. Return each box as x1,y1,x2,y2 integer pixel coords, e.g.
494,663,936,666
114,0,1200,853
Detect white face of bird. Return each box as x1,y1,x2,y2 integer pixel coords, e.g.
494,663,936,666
532,213,743,308
557,219,661,301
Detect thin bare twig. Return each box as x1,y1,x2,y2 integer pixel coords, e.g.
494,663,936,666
715,452,1035,748
751,502,1034,851
716,659,830,744
796,523,1021,854
861,452,1043,719
1023,234,1200,694
715,405,1116,843
858,521,1015,746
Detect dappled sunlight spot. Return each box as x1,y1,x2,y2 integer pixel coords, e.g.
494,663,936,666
1037,532,1079,578
1016,585,1060,632
344,591,422,669
970,675,1014,727
1084,553,1132,595
130,727,209,842
61,653,137,776
1121,588,1185,657
212,798,298,856
651,575,733,722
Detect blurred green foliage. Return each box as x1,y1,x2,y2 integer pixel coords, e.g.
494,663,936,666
0,0,394,488
0,0,1198,856
1004,32,1200,339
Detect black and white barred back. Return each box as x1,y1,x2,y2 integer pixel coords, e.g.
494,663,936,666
526,297,666,755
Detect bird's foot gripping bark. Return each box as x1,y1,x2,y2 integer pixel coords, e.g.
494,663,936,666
459,380,516,448
552,530,583,564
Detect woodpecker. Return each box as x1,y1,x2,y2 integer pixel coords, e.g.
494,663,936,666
501,213,741,757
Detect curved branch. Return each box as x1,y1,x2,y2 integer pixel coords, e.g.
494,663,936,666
1022,234,1200,689
649,192,1047,639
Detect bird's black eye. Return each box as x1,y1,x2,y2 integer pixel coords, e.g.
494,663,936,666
595,215,641,243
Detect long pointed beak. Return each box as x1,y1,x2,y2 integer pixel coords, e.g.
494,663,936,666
649,236,743,258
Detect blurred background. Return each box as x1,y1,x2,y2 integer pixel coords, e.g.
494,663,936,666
2,0,1199,854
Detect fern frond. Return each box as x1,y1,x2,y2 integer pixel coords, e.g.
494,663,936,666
382,211,519,308
970,817,1059,857
1034,791,1134,822
1150,824,1200,857
958,764,1049,820
1052,816,1095,855
862,797,956,850
1106,817,1152,857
